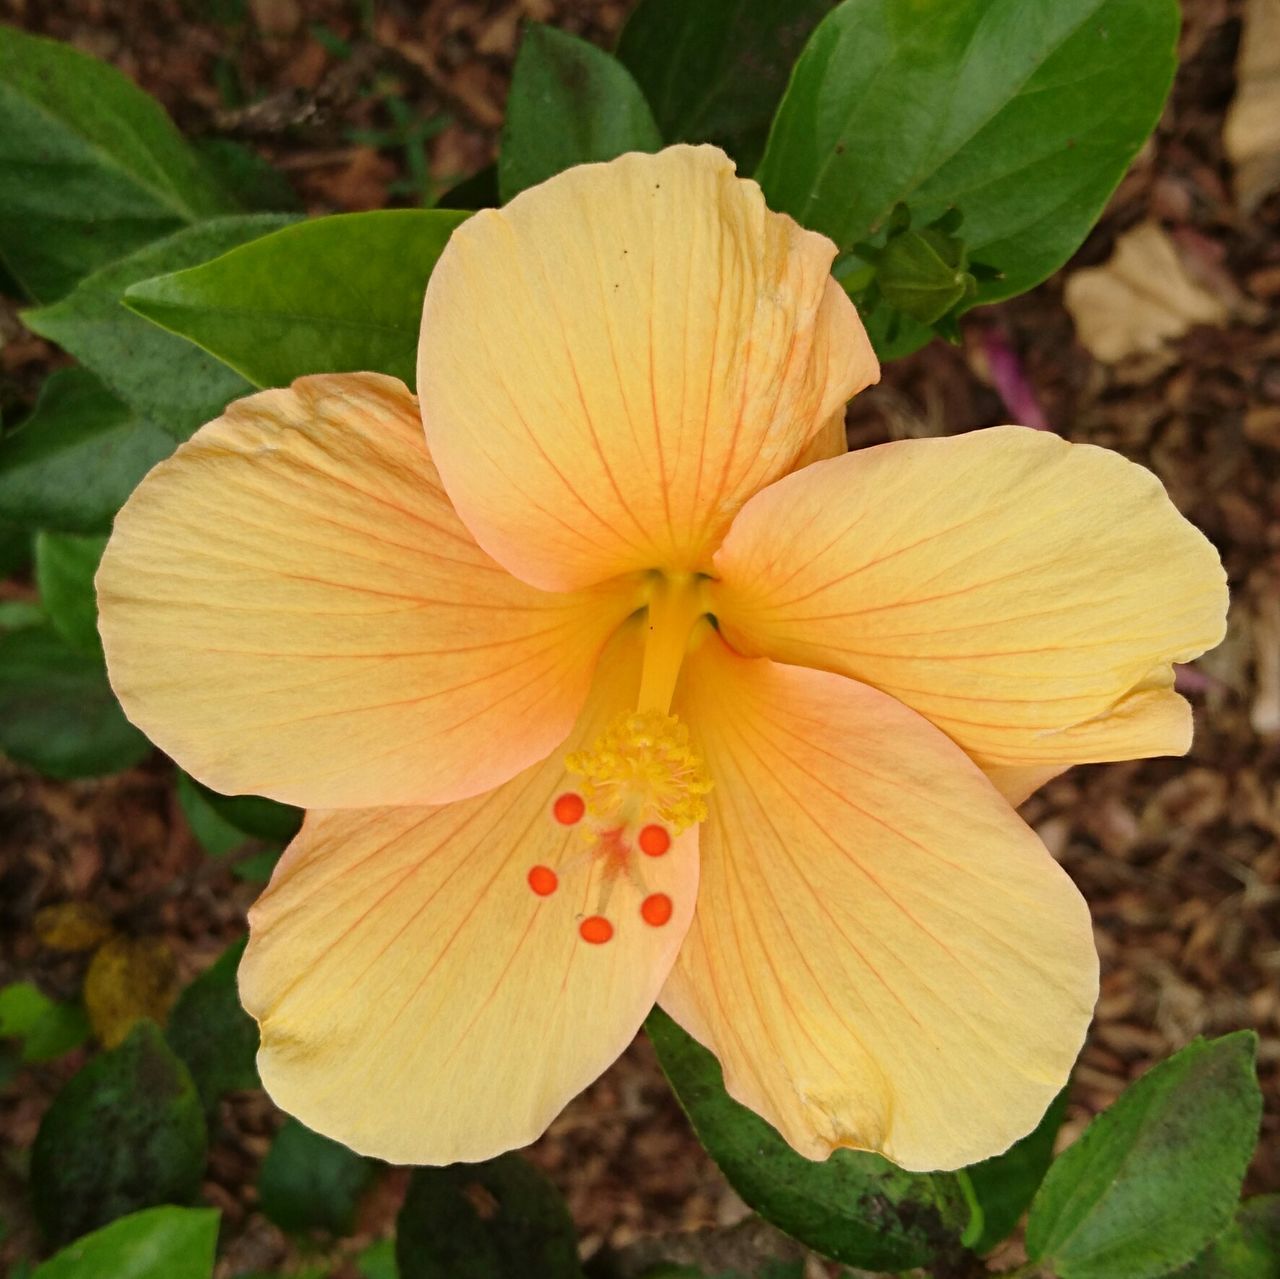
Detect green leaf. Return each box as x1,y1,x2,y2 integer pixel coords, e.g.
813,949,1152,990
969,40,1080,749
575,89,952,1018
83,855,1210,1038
499,25,662,203
1176,1196,1280,1278
35,532,107,655
357,1237,400,1279
0,520,32,575
258,1118,375,1236
165,937,259,1109
646,1009,969,1271
123,210,469,390
31,1020,208,1245
25,215,296,440
0,625,150,779
230,847,283,883
438,164,499,211
757,0,1179,306
31,1206,219,1279
187,778,302,844
396,1155,584,1279
1026,1032,1262,1279
0,368,173,534
0,981,90,1063
175,773,249,857
964,1086,1068,1252
192,138,301,214
0,26,236,302
615,0,837,171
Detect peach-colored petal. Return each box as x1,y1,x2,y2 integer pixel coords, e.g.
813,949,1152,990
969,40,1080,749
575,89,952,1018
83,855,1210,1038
240,623,697,1165
792,409,848,469
710,427,1228,804
664,633,1097,1171
98,374,638,809
417,145,877,593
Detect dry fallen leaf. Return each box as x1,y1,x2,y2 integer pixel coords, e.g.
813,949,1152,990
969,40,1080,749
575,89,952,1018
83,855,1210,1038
33,900,114,952
1063,222,1230,364
83,935,179,1049
1224,0,1280,213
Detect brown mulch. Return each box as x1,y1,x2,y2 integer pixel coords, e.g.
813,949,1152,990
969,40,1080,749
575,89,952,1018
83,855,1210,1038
1,0,1277,1274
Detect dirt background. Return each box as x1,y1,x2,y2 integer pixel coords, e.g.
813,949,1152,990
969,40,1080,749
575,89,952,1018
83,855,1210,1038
0,0,1277,1275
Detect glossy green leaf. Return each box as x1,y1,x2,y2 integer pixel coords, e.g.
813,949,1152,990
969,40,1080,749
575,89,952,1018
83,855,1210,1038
25,215,295,440
757,0,1179,306
1026,1032,1262,1279
1177,1196,1280,1278
31,1206,219,1279
0,26,236,302
0,625,150,779
397,1155,583,1279
31,1020,208,1245
615,0,837,171
175,773,249,857
258,1118,375,1236
965,1086,1068,1252
647,1010,969,1271
187,778,302,844
0,369,172,535
499,24,661,202
0,981,90,1063
35,532,107,656
124,209,469,390
165,937,259,1109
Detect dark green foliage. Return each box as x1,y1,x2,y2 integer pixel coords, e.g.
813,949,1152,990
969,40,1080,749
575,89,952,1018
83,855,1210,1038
0,369,173,535
397,1155,584,1279
1026,1033,1262,1279
757,0,1179,325
499,24,662,202
965,1087,1069,1252
30,1022,208,1245
0,625,150,778
166,938,260,1110
647,1010,970,1271
124,210,469,389
24,215,296,440
616,0,837,171
258,1118,376,1235
34,532,106,655
0,27,236,301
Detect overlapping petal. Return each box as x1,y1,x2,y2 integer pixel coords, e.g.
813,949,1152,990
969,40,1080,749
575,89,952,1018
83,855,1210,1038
417,145,877,594
240,623,698,1165
710,427,1228,803
97,373,638,809
664,632,1098,1171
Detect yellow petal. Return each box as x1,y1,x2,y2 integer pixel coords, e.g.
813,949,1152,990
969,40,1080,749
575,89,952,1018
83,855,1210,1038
791,409,848,469
665,634,1097,1170
98,374,638,809
710,427,1227,803
240,622,698,1165
417,145,877,593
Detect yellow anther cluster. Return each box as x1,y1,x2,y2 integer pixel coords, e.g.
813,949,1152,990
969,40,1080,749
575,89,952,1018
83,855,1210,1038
566,710,712,833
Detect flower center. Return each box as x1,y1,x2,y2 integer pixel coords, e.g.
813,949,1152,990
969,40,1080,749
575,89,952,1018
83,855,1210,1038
526,574,712,943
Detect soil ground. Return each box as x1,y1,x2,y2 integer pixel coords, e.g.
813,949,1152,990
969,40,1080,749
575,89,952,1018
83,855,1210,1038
1,1,1277,1275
